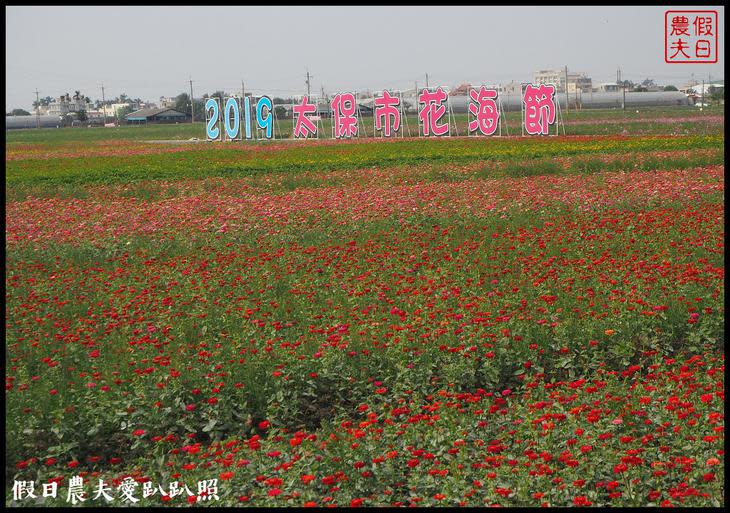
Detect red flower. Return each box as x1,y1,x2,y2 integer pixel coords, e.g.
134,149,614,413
573,496,592,506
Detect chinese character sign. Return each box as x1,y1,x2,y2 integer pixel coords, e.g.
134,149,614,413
523,84,556,136
292,96,318,139
205,86,570,141
374,90,401,137
468,87,500,136
11,478,219,505
418,87,449,136
665,11,718,63
331,93,358,139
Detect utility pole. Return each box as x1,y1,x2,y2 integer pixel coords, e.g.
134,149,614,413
425,73,429,89
564,65,569,112
241,79,245,100
100,83,107,125
320,85,325,100
414,81,419,115
305,69,312,98
617,67,625,110
189,77,194,123
34,89,41,129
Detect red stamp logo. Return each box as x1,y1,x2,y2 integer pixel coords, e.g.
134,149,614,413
665,10,718,63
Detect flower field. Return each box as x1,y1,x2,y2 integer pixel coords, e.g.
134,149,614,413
5,108,725,507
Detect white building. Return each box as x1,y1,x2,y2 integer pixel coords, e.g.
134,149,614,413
688,83,724,95
43,94,90,116
533,69,565,91
159,96,177,108
567,74,592,93
534,69,592,93
595,83,621,93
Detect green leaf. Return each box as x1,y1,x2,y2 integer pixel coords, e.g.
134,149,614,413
202,418,218,432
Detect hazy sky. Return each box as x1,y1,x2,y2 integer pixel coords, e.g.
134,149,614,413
6,5,725,110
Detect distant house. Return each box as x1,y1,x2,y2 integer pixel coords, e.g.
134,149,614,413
534,69,592,93
595,83,621,93
42,93,91,116
125,107,187,124
449,83,472,96
159,96,177,108
500,81,523,94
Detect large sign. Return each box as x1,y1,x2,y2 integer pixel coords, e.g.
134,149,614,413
205,84,560,141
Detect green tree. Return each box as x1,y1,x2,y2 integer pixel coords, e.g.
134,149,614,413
663,85,678,91
174,92,191,116
274,105,287,118
32,96,53,109
116,105,134,123
707,86,723,105
77,109,88,122
9,108,31,116
173,92,205,120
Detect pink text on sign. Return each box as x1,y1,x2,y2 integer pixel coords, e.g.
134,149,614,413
523,84,556,136
468,87,500,136
418,87,449,136
374,91,401,137
331,93,358,139
293,96,318,138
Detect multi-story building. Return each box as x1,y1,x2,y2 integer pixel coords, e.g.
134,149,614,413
534,69,592,93
567,73,592,93
159,96,177,108
533,69,565,91
43,93,90,116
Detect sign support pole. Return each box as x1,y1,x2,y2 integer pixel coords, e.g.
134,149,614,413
400,91,411,138
448,95,458,137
